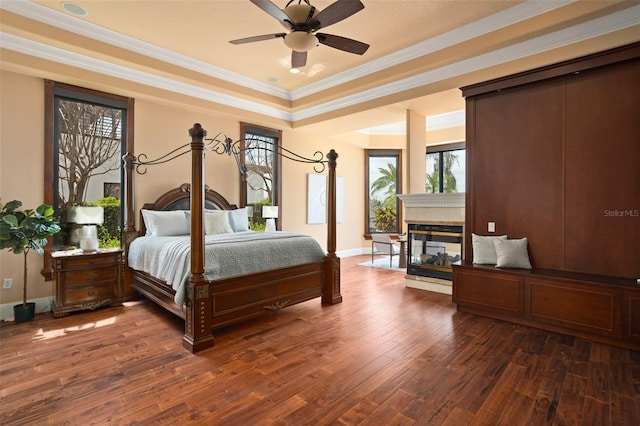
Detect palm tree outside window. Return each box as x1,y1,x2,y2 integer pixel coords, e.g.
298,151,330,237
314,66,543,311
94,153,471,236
365,150,402,235
426,143,465,193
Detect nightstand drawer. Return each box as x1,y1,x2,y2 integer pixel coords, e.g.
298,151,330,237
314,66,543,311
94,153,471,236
60,253,118,269
64,284,118,305
62,266,117,287
52,249,124,318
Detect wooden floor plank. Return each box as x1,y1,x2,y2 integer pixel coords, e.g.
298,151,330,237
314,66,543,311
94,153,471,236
0,255,638,425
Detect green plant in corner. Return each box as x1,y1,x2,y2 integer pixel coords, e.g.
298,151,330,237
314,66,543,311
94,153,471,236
0,199,61,322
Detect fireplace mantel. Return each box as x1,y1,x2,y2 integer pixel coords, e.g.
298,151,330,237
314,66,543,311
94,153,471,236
398,193,466,294
397,193,465,208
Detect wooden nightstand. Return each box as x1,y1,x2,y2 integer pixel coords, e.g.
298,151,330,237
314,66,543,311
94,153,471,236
51,248,124,318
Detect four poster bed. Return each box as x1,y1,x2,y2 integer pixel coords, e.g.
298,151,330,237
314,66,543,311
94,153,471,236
122,123,341,353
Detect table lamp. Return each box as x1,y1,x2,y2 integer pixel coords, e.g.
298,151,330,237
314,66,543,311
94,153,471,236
68,206,104,252
262,205,278,232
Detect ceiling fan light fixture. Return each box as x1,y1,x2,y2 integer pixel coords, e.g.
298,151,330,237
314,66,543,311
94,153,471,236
283,4,317,25
284,31,318,52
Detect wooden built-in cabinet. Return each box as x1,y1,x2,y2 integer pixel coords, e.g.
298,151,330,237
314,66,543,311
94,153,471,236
52,249,124,318
454,43,640,351
453,263,640,351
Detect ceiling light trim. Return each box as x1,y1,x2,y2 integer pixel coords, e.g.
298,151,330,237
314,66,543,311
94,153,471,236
0,32,293,121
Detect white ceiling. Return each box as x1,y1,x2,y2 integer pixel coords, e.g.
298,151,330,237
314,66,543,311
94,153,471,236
1,0,639,137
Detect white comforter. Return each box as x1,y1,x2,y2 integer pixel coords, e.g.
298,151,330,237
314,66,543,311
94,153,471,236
128,231,326,307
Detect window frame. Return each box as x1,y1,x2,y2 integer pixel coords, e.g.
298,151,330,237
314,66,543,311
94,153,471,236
426,142,465,193
239,122,282,230
43,80,134,279
365,149,403,236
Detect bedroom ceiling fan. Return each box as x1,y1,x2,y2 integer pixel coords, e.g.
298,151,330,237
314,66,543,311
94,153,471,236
229,0,369,69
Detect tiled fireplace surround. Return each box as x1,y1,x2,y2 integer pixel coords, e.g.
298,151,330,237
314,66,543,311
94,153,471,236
398,193,465,295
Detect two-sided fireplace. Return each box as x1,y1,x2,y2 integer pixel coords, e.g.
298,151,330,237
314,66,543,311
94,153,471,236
407,223,463,280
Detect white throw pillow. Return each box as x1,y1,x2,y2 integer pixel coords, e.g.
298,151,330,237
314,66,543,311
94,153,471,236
494,237,532,269
141,209,189,236
204,210,233,235
472,233,508,265
227,207,250,232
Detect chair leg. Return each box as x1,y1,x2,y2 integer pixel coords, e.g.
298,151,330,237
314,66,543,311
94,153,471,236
390,253,393,267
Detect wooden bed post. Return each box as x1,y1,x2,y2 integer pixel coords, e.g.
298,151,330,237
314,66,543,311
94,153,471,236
183,123,214,353
122,153,138,298
323,149,342,305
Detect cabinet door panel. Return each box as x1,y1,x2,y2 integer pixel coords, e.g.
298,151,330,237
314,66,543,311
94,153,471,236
623,291,640,343
526,278,620,337
453,269,523,317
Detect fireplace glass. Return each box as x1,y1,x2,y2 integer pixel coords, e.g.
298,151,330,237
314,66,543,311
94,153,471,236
407,224,463,280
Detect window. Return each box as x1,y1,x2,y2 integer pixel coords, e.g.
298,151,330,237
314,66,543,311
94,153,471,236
366,150,402,235
239,123,281,231
43,81,133,278
426,143,465,193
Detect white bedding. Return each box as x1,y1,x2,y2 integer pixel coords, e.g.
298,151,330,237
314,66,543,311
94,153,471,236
128,231,326,307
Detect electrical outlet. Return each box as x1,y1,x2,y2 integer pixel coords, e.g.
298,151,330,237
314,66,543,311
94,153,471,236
488,222,496,233
2,278,12,289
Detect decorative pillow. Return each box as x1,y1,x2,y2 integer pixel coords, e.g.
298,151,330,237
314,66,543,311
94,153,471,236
204,210,233,235
227,207,250,232
494,237,532,269
141,209,189,236
472,233,508,265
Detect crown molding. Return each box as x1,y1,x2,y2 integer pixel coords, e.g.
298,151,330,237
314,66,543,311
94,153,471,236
0,32,294,121
290,6,640,122
2,1,638,126
0,0,291,100
290,0,575,100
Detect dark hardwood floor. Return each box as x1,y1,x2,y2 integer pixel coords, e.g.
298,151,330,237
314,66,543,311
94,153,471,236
1,255,638,425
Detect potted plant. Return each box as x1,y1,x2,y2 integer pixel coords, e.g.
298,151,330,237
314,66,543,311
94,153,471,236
0,199,61,322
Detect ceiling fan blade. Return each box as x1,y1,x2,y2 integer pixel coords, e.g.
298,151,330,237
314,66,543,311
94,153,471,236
309,0,364,30
229,33,287,45
250,0,292,28
316,33,369,55
291,50,307,68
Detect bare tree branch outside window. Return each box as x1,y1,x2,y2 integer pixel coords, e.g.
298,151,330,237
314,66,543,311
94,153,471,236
244,134,275,203
57,100,122,209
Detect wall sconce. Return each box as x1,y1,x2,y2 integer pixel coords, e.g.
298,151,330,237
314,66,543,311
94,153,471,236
262,205,279,232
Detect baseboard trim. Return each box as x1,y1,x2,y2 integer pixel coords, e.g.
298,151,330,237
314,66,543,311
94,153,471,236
1,297,53,321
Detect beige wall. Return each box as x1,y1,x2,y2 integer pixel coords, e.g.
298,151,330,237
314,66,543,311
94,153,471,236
0,70,368,306
0,71,53,306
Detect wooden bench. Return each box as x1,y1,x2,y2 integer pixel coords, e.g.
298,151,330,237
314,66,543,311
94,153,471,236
452,261,640,351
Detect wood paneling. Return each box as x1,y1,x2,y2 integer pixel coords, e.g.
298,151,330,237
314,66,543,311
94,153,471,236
564,60,640,277
463,43,640,278
453,262,639,350
471,80,565,269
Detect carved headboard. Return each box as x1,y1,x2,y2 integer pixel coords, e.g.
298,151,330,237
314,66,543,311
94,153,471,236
137,183,237,236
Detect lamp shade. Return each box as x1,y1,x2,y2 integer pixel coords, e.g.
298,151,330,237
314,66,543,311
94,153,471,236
68,206,104,224
262,205,279,219
284,32,318,52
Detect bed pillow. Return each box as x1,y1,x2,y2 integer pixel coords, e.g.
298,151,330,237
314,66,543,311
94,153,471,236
204,210,233,235
472,233,508,265
227,207,250,232
141,209,189,236
494,237,532,269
